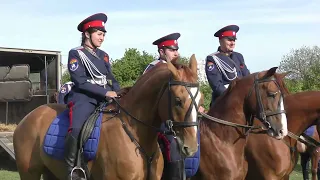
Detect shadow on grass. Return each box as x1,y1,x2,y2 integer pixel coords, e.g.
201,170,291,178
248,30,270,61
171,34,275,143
0,151,17,172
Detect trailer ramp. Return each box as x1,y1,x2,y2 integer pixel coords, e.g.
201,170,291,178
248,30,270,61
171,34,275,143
0,132,15,160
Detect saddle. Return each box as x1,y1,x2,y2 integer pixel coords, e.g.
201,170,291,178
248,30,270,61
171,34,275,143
74,101,119,178
43,88,131,178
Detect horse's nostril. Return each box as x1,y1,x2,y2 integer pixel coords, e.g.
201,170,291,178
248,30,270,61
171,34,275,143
279,129,284,135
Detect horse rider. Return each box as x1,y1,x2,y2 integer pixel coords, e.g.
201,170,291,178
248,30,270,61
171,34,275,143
57,81,74,104
64,13,121,179
205,25,250,107
143,32,186,179
143,33,204,180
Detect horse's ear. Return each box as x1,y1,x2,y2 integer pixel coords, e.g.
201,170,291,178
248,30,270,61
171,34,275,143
189,54,198,75
167,59,180,79
263,67,278,78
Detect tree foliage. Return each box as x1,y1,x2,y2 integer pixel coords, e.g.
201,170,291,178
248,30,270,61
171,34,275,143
61,70,71,84
111,48,154,87
279,45,320,92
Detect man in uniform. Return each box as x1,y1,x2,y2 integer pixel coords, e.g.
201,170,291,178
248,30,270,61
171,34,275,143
143,33,205,180
205,25,250,107
143,32,180,74
57,81,74,104
143,32,185,180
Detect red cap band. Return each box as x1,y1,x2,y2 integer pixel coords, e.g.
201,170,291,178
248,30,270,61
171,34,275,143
83,20,104,32
219,30,236,39
158,40,178,48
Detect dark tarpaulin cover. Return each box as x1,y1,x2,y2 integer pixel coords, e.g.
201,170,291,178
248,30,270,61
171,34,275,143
0,64,32,102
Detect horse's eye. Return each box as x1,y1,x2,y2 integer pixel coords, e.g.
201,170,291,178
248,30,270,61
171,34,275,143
175,97,182,107
267,91,278,98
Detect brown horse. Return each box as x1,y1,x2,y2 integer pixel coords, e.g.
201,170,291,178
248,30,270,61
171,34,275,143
13,55,202,180
245,90,320,180
297,125,320,180
189,67,289,180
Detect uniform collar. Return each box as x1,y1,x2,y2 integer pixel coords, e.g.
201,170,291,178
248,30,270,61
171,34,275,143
84,44,97,52
217,46,233,56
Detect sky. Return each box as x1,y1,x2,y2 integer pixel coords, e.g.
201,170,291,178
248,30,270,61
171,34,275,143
0,0,319,73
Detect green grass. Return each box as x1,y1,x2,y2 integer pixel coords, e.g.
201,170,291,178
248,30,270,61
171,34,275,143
0,170,20,180
290,160,303,180
0,154,307,180
0,163,305,180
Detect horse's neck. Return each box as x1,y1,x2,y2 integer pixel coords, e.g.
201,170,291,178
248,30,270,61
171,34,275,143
119,69,170,149
287,92,320,136
204,88,247,142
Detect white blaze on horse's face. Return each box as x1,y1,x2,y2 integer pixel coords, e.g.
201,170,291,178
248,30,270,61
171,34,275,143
280,98,288,136
190,87,201,136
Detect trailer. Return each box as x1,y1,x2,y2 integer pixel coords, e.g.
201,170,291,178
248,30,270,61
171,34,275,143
0,46,62,159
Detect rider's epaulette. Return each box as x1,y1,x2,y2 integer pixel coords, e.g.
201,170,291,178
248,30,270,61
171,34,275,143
150,59,161,65
208,51,220,57
71,46,84,50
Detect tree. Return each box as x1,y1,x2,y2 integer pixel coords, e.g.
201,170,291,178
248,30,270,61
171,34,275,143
278,45,320,92
110,48,155,87
61,71,71,84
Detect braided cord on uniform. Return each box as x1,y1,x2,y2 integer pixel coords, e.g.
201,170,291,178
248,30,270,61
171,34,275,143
210,54,238,81
77,50,107,86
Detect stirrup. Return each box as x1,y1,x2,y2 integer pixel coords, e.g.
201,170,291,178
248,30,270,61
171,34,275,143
70,166,87,180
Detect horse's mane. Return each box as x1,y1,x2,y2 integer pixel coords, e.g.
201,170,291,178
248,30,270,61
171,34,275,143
118,59,196,102
199,72,257,134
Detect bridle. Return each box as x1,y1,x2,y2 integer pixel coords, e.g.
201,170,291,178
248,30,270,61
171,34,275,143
246,73,286,129
103,74,200,180
165,76,200,136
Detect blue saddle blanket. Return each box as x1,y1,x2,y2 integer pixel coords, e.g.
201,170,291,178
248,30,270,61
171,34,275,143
43,109,102,161
304,125,316,137
184,130,200,178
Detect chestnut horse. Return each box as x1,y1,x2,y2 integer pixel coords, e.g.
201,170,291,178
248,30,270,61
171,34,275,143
13,55,202,180
190,67,288,180
245,90,320,180
297,125,320,180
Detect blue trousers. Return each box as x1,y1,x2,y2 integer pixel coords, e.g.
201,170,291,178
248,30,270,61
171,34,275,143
67,101,96,138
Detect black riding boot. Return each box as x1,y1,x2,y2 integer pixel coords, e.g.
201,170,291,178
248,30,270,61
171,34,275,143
302,169,309,180
163,159,186,180
64,133,82,180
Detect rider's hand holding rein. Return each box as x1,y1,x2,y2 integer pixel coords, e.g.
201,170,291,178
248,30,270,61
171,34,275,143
105,91,117,98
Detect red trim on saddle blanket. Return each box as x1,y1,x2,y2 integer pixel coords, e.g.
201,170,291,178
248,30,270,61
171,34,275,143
157,132,171,161
67,102,74,133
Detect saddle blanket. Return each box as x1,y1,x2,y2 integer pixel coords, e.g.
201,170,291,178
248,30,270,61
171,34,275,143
43,109,102,161
184,130,200,177
304,125,316,137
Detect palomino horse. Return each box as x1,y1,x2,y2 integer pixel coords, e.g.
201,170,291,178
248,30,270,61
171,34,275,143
297,125,320,180
245,90,320,180
13,55,202,180
190,67,288,180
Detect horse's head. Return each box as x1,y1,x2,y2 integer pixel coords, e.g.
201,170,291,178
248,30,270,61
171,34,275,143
158,54,201,157
240,67,288,139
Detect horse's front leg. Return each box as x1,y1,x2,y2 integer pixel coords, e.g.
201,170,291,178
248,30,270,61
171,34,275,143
311,147,320,180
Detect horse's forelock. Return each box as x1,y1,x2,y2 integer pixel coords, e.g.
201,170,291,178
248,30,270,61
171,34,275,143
274,73,290,95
